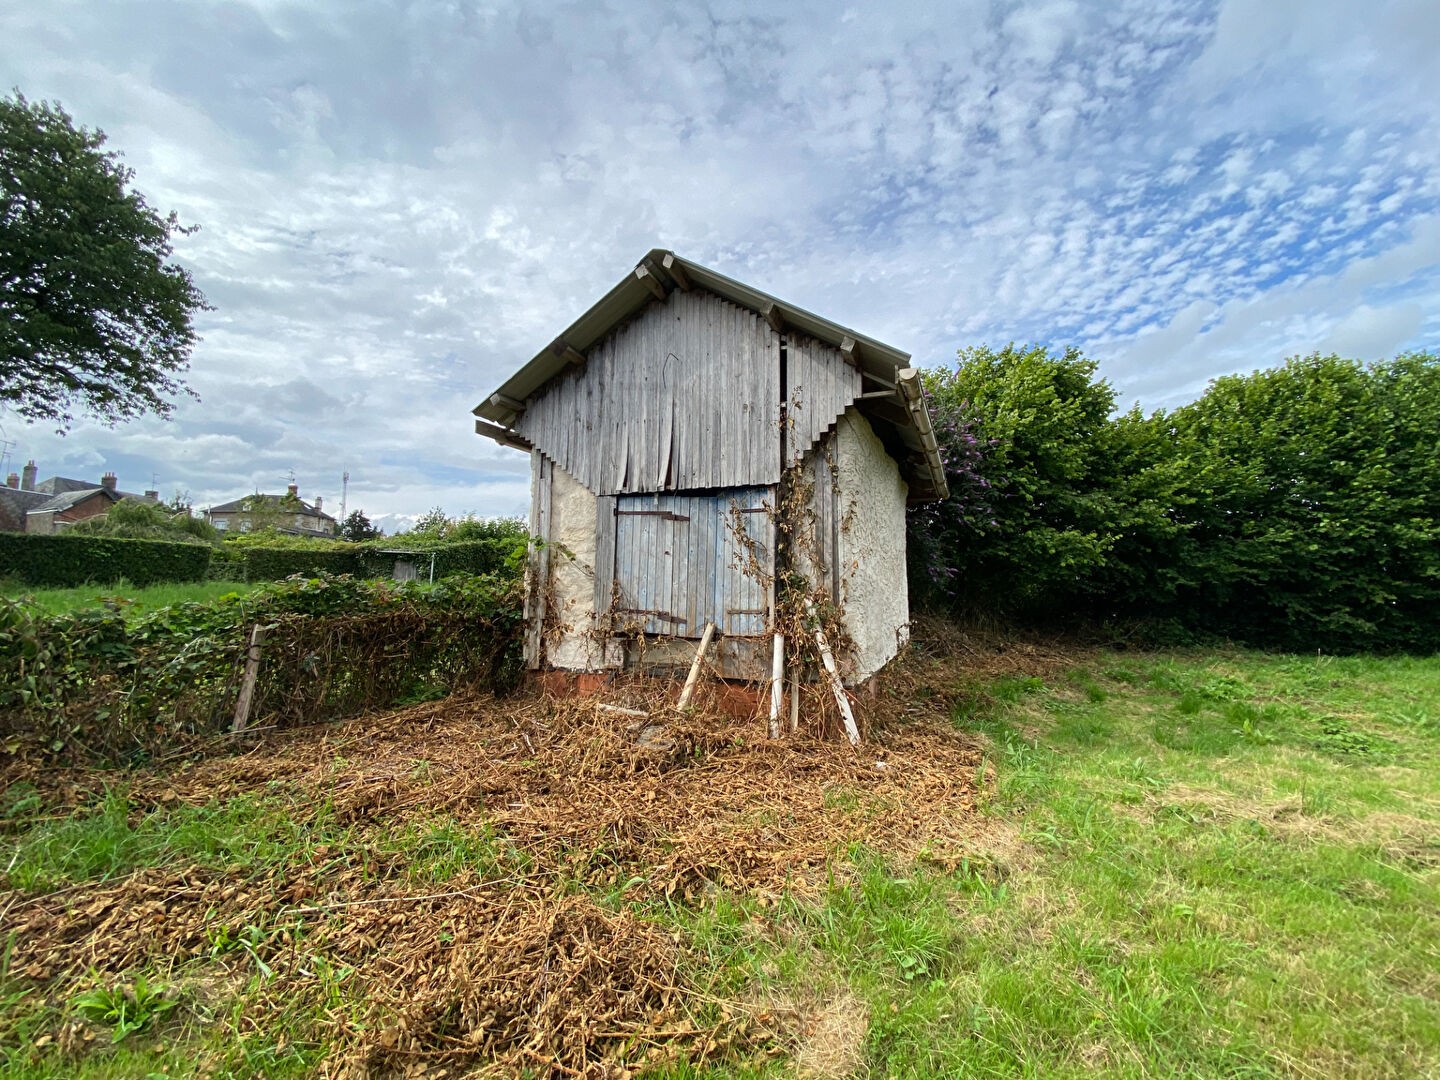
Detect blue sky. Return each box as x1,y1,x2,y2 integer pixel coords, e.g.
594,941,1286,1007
2,0,1436,530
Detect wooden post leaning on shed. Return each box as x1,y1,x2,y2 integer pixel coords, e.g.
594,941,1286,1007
789,662,801,734
808,602,860,746
676,621,716,713
232,623,268,733
769,634,785,738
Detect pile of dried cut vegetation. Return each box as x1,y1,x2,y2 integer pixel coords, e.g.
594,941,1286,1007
4,666,994,1076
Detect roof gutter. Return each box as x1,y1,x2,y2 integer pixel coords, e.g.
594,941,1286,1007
896,368,949,501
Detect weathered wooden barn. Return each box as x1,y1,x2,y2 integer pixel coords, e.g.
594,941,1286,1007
473,250,947,690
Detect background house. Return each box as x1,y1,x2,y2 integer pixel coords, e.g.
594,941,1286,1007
205,484,337,537
474,250,946,685
0,462,160,533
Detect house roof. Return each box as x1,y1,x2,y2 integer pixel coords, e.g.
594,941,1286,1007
208,493,335,522
30,488,121,514
0,486,52,530
473,249,948,500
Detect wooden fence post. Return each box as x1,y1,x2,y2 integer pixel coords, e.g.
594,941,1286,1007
807,602,860,746
676,621,716,713
769,633,785,738
232,623,267,733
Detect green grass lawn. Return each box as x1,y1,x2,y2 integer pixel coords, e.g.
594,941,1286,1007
2,646,1436,1076
0,579,255,617
665,649,1440,1078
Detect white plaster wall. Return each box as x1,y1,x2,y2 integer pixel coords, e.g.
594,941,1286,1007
834,408,910,682
545,461,600,670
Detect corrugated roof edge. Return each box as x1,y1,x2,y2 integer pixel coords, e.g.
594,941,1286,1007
472,249,948,501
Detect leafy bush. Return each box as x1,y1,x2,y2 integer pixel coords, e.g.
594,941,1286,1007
0,572,523,761
356,538,525,581
0,533,212,588
911,347,1440,652
911,343,1144,615
243,545,361,581
68,499,219,544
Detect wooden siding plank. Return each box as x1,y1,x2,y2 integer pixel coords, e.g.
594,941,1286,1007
785,333,861,469
594,495,616,619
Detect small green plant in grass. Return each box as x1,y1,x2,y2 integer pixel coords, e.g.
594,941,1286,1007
72,975,178,1042
1312,717,1381,759
992,675,1044,702
1,781,41,820
206,921,286,979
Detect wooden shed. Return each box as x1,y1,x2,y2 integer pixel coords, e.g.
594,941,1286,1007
474,250,947,690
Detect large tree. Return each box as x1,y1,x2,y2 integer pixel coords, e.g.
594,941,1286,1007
340,509,381,542
0,92,209,432
912,343,1143,615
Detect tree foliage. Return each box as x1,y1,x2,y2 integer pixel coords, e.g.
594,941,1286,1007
1152,352,1440,650
0,92,209,432
912,346,1440,652
911,344,1139,612
339,509,380,542
68,498,219,545
398,507,527,546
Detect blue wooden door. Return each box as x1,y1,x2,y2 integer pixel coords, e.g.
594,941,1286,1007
613,487,772,637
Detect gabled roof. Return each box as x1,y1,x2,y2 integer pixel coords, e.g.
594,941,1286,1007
30,488,121,514
208,493,335,521
473,249,948,500
36,476,93,495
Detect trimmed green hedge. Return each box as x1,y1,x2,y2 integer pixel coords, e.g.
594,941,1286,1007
356,539,522,580
0,533,212,588
232,537,525,583
242,546,362,581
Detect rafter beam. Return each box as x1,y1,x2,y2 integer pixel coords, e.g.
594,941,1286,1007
489,392,525,415
474,419,532,450
549,338,586,368
761,302,785,333
661,252,692,291
839,335,861,367
635,263,667,301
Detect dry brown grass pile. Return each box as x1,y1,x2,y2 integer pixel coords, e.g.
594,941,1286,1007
3,669,991,1076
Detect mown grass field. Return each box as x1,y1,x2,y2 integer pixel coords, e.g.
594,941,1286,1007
2,643,1437,1077
0,579,255,617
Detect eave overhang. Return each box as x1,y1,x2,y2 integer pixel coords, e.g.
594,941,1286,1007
473,249,948,501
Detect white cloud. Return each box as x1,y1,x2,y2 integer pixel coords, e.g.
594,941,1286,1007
1,0,1436,517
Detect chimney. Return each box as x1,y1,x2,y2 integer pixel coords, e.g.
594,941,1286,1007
5,473,18,489
144,489,159,501
100,472,118,493
21,460,36,490
314,495,323,512
287,482,299,498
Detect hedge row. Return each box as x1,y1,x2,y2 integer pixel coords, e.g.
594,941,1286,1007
0,532,524,590
0,533,212,588
241,538,522,583
0,572,524,762
242,545,362,581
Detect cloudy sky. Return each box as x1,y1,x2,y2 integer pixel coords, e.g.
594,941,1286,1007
3,0,1437,530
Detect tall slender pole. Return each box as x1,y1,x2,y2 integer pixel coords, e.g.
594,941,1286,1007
769,634,785,738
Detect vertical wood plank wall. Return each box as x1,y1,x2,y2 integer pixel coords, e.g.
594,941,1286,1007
785,332,863,468
611,487,772,638
514,290,783,495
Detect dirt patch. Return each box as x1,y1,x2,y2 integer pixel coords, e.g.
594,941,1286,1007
2,681,988,1075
